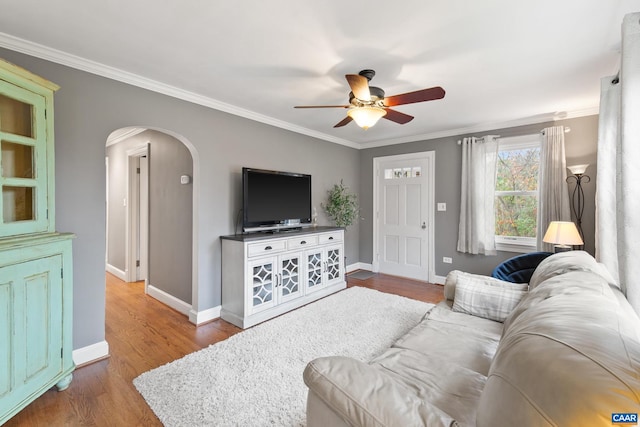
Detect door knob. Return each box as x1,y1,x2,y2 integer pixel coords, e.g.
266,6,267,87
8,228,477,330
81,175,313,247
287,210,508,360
421,222,426,229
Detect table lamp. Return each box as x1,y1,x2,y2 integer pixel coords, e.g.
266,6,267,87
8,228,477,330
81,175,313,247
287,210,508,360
542,221,584,253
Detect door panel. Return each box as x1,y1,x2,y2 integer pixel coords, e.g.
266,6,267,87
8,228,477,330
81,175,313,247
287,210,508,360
377,155,431,281
406,237,422,266
0,255,63,410
0,280,12,397
384,235,400,263
247,257,276,314
279,253,301,303
406,184,422,226
384,185,400,225
305,250,323,293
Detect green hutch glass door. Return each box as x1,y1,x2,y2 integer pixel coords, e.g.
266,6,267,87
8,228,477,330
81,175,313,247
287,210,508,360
0,81,49,236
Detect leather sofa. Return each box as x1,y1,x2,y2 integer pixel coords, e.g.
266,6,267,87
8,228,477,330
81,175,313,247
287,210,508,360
303,251,640,426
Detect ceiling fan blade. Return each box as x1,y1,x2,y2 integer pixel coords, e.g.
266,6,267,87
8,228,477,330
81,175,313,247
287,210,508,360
294,105,350,108
383,108,414,124
333,116,353,128
384,86,445,107
345,74,371,102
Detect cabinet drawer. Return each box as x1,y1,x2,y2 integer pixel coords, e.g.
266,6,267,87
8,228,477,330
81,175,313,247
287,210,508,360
287,235,318,249
247,240,286,257
318,232,343,244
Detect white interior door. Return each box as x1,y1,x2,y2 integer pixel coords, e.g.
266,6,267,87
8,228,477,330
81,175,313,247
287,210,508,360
126,144,149,283
137,155,149,282
375,153,433,281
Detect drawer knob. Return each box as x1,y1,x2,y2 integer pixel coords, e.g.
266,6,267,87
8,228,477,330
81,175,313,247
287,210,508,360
328,236,334,240
300,240,307,245
265,246,272,250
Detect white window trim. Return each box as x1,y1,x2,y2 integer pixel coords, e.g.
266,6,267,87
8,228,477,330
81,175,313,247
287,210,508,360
495,134,541,253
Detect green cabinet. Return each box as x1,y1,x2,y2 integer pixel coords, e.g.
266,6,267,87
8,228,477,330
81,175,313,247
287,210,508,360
0,59,74,424
0,235,74,424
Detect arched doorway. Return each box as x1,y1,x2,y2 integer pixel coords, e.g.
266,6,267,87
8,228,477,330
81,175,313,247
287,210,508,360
105,127,200,320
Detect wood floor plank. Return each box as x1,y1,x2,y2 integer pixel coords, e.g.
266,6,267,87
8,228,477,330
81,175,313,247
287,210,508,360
5,271,443,426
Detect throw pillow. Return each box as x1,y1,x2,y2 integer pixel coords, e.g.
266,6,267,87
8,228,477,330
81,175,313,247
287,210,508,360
452,272,528,322
444,270,460,301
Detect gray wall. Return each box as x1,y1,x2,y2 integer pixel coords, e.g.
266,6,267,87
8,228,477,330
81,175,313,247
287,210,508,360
106,141,129,271
359,115,599,278
0,48,360,350
147,130,193,304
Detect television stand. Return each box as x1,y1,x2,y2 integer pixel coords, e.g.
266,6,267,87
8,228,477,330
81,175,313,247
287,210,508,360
220,226,346,328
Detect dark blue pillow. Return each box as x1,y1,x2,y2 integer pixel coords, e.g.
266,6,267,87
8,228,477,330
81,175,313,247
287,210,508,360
491,252,553,283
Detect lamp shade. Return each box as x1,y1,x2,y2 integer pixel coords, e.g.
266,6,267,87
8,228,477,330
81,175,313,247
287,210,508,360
567,164,589,175
542,221,584,245
347,106,386,130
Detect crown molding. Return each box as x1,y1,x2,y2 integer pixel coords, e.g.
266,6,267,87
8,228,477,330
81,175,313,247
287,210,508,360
360,106,600,149
0,32,359,149
0,32,599,152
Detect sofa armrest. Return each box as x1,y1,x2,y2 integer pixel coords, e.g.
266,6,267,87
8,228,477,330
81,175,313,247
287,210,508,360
304,356,458,427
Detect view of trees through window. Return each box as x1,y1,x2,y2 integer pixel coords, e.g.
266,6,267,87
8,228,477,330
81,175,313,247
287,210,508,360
495,146,540,238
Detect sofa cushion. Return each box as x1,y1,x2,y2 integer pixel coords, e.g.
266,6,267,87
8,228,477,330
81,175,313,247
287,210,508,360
450,272,528,322
392,305,502,376
304,356,460,427
528,250,609,289
503,269,618,333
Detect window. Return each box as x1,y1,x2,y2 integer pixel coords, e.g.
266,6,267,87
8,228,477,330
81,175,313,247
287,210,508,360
494,134,541,253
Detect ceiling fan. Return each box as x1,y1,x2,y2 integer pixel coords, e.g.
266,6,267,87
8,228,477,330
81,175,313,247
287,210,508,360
294,69,445,130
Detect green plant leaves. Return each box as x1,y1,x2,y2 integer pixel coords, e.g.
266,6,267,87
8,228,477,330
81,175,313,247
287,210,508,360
322,180,359,228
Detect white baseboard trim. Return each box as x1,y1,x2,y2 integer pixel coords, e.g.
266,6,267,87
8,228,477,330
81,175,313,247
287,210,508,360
346,262,373,273
433,274,446,285
73,340,109,367
147,284,191,316
189,305,222,325
106,263,125,281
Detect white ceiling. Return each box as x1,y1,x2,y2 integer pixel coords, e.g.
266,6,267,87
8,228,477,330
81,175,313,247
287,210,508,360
1,1,638,148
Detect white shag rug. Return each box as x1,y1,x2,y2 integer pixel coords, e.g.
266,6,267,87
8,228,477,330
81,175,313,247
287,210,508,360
133,286,433,427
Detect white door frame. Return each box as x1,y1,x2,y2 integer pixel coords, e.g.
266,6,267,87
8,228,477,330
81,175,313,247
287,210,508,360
372,151,436,283
125,144,149,284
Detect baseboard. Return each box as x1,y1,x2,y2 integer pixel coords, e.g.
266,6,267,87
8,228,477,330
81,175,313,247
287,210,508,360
105,263,125,281
433,274,446,285
147,284,191,316
189,305,222,325
346,262,373,273
73,340,110,367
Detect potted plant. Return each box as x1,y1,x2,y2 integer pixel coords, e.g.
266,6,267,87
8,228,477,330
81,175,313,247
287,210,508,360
323,180,359,228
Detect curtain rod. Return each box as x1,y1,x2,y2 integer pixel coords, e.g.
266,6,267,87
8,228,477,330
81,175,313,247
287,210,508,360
457,127,571,144
456,135,500,145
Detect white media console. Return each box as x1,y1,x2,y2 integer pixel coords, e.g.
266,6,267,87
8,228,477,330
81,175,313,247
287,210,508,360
221,226,346,328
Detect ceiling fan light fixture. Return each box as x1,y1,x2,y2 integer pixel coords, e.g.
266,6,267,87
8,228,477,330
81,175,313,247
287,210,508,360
347,106,387,130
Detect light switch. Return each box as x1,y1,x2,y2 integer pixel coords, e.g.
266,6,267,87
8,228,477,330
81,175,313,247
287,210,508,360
180,175,191,184
437,203,446,211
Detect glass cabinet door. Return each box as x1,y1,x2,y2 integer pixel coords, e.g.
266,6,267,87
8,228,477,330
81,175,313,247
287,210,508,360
0,80,49,236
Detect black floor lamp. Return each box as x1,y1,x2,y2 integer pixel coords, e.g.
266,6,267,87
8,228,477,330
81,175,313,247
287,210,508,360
566,164,590,242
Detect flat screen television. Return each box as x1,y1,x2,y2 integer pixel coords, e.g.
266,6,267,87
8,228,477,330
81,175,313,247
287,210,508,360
242,167,312,232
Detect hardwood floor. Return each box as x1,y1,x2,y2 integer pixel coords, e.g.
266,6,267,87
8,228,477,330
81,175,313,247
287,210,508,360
6,272,443,426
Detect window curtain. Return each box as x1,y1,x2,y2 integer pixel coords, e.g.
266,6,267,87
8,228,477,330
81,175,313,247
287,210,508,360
457,135,499,255
536,126,571,252
596,13,640,314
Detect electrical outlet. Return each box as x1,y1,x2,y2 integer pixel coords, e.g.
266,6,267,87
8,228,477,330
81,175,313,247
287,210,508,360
437,203,447,211
443,257,452,264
